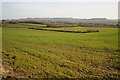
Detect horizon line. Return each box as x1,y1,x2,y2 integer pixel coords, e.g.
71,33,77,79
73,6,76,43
2,17,118,20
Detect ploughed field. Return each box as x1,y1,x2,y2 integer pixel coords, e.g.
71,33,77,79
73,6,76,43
2,23,120,78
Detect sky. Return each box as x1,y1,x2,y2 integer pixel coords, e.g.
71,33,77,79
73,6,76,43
2,0,120,2
1,0,119,19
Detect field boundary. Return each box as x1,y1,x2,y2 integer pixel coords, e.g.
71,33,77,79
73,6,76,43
28,27,99,33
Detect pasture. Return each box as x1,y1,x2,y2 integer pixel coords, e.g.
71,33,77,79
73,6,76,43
2,23,119,79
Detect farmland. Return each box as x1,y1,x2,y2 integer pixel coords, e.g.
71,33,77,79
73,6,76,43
2,23,120,79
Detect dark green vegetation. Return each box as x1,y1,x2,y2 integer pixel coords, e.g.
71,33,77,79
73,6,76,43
2,23,120,79
29,27,99,33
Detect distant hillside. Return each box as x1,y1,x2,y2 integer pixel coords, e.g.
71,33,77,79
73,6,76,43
15,18,117,25
89,18,107,20
2,18,118,28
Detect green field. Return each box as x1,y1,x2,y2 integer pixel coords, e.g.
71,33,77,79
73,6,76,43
20,23,47,28
2,24,120,78
2,23,46,28
45,27,98,31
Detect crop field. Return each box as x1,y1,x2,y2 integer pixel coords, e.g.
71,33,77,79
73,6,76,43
2,23,120,79
45,27,98,31
2,23,46,28
20,23,47,28
31,27,99,33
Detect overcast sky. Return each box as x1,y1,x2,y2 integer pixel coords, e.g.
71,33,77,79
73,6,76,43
1,0,119,19
2,0,119,2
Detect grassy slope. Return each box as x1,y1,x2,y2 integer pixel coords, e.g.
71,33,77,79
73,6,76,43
20,23,46,28
2,27,119,78
32,27,99,33
2,23,46,28
45,27,97,31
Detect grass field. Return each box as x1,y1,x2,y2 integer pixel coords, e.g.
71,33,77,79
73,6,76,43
45,27,98,31
2,23,46,28
31,27,99,33
2,24,120,79
20,23,47,28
